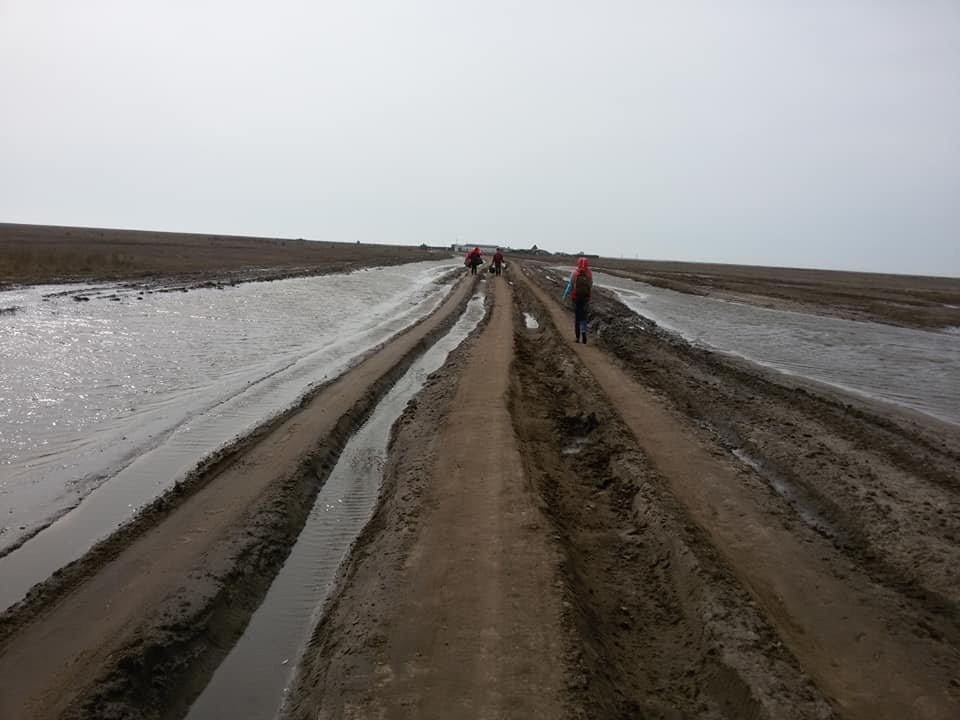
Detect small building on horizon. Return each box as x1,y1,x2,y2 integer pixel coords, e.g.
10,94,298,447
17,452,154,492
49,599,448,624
452,244,501,255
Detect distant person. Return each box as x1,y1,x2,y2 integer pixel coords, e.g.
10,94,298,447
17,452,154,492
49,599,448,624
464,247,484,275
492,248,504,276
562,257,592,343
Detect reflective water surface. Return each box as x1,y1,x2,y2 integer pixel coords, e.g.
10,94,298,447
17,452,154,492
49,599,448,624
589,270,960,425
0,260,457,566
186,291,487,720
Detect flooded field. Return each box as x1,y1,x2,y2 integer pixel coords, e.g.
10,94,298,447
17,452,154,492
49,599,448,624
0,260,457,578
589,270,960,425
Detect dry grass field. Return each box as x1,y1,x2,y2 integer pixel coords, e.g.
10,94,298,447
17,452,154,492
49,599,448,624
0,223,438,286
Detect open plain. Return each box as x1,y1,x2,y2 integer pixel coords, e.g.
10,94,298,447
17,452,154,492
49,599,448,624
0,238,958,719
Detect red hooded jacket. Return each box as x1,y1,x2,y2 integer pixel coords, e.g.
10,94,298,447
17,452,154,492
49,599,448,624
570,257,592,300
464,247,482,266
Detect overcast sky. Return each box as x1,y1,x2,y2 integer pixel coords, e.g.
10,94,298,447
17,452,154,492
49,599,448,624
2,1,958,275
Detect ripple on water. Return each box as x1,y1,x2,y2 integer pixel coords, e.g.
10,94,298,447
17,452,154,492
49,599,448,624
0,261,459,610
582,270,960,426
185,292,487,720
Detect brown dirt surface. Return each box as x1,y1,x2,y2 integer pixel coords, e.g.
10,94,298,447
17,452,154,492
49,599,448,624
0,275,475,720
0,222,440,287
3,253,958,719
288,277,568,719
520,265,960,719
508,279,834,720
518,255,960,330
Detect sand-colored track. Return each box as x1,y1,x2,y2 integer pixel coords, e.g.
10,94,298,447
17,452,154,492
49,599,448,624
288,277,567,719
519,268,959,720
372,277,565,717
0,276,473,720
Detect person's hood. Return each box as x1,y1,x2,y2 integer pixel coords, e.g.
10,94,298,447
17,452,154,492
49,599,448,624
576,257,590,272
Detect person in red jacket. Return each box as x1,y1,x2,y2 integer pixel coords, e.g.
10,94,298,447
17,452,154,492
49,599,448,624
562,256,593,343
492,248,504,276
464,247,483,274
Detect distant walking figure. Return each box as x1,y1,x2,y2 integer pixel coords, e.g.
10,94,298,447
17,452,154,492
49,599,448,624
492,248,504,276
562,257,592,343
465,247,484,275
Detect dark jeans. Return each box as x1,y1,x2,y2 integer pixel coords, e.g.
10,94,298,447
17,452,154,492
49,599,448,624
494,263,502,275
574,299,588,336
470,263,478,275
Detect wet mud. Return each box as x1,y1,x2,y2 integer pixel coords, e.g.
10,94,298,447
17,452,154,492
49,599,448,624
582,258,960,331
185,291,488,719
0,260,460,563
285,288,496,719
0,276,478,720
538,269,960,645
509,280,834,719
3,257,958,719
286,277,835,719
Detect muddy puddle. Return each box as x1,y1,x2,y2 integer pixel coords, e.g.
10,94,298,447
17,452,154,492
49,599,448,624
583,270,960,425
731,447,847,543
184,291,487,720
0,261,458,611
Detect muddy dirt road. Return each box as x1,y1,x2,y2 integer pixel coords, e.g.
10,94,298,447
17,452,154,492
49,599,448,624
290,276,567,719
1,260,957,719
520,269,959,719
0,276,474,720
291,265,959,719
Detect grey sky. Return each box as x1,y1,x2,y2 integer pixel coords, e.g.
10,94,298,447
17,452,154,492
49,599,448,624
2,1,958,275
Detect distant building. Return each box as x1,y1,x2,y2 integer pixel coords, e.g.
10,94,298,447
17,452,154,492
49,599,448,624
452,244,500,255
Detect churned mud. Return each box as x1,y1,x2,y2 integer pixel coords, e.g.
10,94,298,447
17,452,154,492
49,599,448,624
289,278,568,719
284,291,496,719
521,265,960,719
508,279,834,719
2,256,958,720
562,269,960,636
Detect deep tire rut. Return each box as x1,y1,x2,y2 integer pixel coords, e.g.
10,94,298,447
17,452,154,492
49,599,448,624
509,281,834,719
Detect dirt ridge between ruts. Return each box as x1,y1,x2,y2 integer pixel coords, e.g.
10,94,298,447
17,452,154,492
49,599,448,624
288,276,569,719
509,278,834,719
0,274,476,720
0,271,463,619
545,265,960,643
284,283,496,719
520,265,960,720
0,267,465,566
70,278,480,720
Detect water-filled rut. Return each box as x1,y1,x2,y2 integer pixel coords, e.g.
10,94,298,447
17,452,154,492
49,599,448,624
185,290,487,720
0,261,458,557
0,261,458,612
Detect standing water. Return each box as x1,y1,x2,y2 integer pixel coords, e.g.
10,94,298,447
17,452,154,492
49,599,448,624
0,260,458,611
588,270,960,425
186,291,487,720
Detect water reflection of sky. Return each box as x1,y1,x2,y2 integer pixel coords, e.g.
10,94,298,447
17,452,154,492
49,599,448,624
185,292,487,720
0,261,457,550
586,270,960,425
